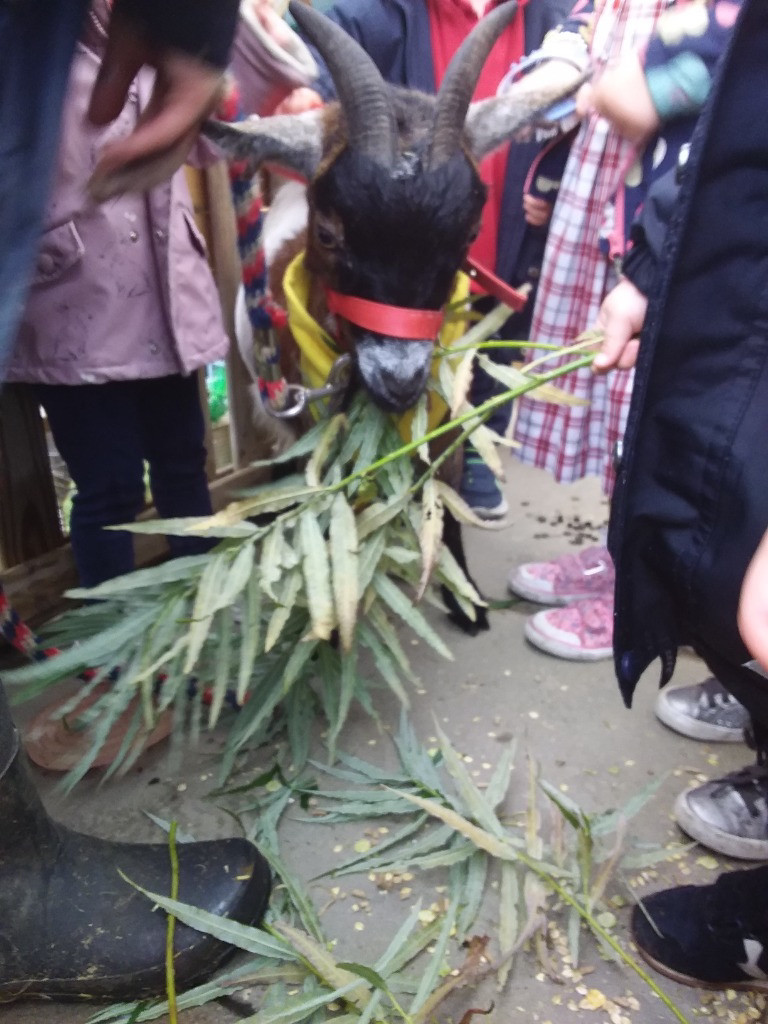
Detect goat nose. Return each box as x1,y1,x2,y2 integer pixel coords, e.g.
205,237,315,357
356,336,433,413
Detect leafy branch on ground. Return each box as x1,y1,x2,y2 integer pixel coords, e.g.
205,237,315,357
3,307,593,789
86,718,690,1024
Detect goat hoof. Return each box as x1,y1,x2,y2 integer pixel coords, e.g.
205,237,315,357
441,585,490,636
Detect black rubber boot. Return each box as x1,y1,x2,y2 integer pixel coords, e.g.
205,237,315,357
0,682,271,1002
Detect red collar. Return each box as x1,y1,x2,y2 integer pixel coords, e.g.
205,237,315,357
325,257,529,342
325,289,445,341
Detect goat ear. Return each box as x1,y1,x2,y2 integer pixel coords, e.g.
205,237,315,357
463,69,586,159
203,109,326,181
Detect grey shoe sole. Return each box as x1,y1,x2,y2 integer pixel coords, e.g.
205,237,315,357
674,790,768,860
655,689,746,743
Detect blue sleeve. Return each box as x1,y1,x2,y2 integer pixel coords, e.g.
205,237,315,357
643,3,739,122
622,165,680,295
297,0,411,100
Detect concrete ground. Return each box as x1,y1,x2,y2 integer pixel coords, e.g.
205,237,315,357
5,458,764,1024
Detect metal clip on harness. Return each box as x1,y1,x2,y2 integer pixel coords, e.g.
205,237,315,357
265,354,353,419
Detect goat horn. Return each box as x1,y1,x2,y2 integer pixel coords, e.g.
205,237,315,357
288,0,397,167
430,0,519,169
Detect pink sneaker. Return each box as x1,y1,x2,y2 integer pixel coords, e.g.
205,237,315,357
508,545,614,605
524,594,614,661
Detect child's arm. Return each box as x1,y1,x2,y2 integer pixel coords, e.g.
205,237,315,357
592,163,680,373
740,528,768,672
88,0,241,200
229,0,320,117
578,3,737,144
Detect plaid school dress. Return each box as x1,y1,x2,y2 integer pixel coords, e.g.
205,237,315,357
513,0,669,494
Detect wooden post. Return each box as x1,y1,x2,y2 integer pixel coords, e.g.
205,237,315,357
0,385,63,570
201,162,268,469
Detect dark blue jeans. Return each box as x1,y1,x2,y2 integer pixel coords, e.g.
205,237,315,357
34,375,214,587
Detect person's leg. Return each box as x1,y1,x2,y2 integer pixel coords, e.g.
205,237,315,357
0,675,271,1001
631,862,768,993
137,374,215,558
35,381,147,586
667,648,768,859
460,299,526,519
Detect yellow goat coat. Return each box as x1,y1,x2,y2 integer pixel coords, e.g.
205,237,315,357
282,251,470,436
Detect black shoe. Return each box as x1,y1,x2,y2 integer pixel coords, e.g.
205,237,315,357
632,866,768,992
0,690,271,1003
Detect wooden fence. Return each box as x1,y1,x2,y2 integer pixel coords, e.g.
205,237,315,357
0,163,269,624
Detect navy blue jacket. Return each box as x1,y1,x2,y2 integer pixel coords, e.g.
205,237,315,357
609,0,768,736
303,0,572,286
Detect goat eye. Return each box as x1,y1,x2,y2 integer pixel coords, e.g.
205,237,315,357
316,223,339,249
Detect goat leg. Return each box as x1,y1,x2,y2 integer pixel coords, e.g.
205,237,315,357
440,511,490,635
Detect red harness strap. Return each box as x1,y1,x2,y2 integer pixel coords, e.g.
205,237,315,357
462,255,529,313
325,257,529,343
325,288,445,341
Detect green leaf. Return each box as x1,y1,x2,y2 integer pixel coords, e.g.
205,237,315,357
355,496,407,542
450,347,477,416
260,845,325,941
417,478,443,601
335,963,389,993
436,545,485,611
498,861,520,988
357,531,388,595
358,622,410,708
184,552,229,673
237,569,263,704
410,393,430,463
104,516,257,539
330,822,455,876
207,484,323,525
329,493,359,651
409,885,459,1014
539,779,590,833
484,739,517,812
65,554,209,599
299,510,334,641
305,413,346,487
327,646,358,759
434,479,490,529
456,850,488,938
434,723,504,836
123,878,296,958
591,773,668,837
208,606,234,728
250,419,330,467
216,541,256,609
243,978,366,1024
265,571,302,652
372,573,452,660
370,902,422,976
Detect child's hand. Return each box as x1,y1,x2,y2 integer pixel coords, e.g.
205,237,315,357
249,0,296,50
523,194,553,227
584,53,660,144
592,277,648,373
739,528,768,672
273,87,324,115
